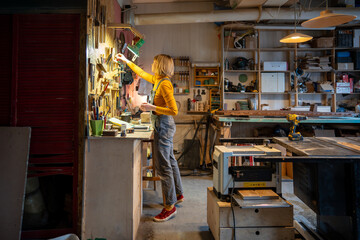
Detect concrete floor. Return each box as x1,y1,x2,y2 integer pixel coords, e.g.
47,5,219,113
137,173,316,240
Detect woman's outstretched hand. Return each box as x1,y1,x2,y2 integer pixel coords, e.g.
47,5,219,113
140,102,156,112
115,53,129,63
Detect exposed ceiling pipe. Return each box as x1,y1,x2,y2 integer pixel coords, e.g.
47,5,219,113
134,8,359,25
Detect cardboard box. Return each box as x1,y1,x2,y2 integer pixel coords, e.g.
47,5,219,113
337,62,354,70
336,86,351,93
224,36,234,49
313,37,334,48
336,83,351,93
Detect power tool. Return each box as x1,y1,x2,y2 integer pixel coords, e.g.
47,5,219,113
286,114,307,141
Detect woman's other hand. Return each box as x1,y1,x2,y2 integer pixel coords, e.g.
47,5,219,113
140,102,156,112
115,53,129,63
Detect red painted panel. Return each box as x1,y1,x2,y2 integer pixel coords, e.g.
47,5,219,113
0,15,12,125
14,14,80,162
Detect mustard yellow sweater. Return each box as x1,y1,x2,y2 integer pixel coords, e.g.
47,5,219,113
127,62,178,116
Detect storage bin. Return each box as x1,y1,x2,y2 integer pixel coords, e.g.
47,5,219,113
312,37,334,48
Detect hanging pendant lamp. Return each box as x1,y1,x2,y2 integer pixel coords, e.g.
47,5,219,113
280,32,313,43
301,9,356,28
301,0,356,28
280,3,313,44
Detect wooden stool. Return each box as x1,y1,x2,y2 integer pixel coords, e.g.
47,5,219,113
142,139,160,191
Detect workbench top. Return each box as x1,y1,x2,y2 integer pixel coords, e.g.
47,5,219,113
88,130,153,140
214,116,360,124
273,137,360,156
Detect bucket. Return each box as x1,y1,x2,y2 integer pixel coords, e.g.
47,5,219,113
90,120,104,136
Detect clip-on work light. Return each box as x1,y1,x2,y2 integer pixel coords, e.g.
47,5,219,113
127,38,145,61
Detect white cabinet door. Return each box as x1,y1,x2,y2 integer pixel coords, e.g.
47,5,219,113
261,73,278,92
277,73,285,92
261,73,285,92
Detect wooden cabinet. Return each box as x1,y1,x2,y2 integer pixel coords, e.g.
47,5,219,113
194,66,220,87
221,24,360,113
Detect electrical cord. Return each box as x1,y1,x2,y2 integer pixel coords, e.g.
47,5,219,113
230,178,236,240
177,114,207,163
174,125,194,144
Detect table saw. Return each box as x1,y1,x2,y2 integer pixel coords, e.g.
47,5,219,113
255,137,360,240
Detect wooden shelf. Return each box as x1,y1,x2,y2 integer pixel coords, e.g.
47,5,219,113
336,47,360,50
187,111,208,115
297,48,333,51
225,48,258,52
289,92,334,95
261,48,295,51
194,84,219,87
261,70,291,73
301,69,333,72
225,92,259,95
335,70,360,72
107,23,144,39
195,75,218,78
225,70,257,73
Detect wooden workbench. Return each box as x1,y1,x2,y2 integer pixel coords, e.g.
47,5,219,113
82,130,153,240
271,137,360,240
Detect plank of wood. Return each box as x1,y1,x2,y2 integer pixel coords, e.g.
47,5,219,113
0,127,31,240
238,189,279,200
238,190,259,200
338,142,360,152
256,189,279,199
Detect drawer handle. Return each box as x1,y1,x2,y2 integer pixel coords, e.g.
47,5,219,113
254,209,259,213
256,231,260,235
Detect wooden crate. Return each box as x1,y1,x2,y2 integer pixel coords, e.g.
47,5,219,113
207,187,294,240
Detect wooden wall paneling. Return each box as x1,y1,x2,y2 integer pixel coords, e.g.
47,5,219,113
0,15,12,126
0,127,31,240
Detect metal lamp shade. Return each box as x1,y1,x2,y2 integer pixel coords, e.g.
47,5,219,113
301,10,356,28
280,32,313,43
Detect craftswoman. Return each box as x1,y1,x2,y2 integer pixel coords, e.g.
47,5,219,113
115,53,184,222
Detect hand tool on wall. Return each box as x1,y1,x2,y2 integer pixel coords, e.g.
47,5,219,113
286,114,307,141
196,89,202,101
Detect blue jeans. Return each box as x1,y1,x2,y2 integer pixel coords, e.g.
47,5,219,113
153,115,183,206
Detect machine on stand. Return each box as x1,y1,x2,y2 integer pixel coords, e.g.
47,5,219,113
208,139,294,240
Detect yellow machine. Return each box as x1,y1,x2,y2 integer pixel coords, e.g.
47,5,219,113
286,114,307,141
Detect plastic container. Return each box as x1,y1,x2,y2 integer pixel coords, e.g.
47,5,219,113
90,120,104,136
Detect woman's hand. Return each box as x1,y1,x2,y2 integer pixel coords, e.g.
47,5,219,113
140,102,156,112
114,53,129,63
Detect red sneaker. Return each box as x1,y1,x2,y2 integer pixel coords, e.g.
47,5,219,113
176,194,184,204
153,207,177,222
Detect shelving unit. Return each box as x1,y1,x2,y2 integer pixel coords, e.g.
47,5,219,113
210,88,221,111
221,24,360,113
172,56,191,94
194,66,220,87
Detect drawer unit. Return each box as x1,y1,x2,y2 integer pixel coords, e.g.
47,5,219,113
207,187,294,240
